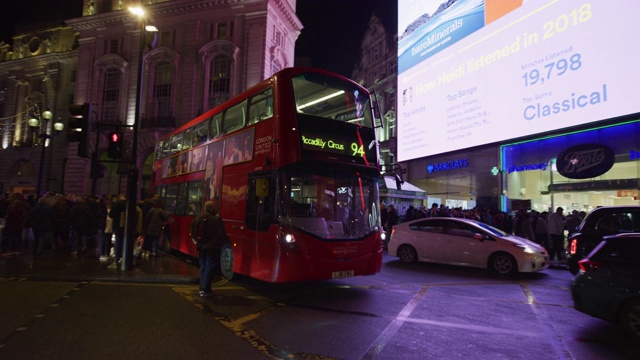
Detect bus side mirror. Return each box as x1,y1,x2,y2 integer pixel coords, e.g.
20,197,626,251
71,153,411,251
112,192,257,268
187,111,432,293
256,178,269,197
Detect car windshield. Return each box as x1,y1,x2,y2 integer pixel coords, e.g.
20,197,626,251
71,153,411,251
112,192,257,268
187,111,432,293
282,168,379,240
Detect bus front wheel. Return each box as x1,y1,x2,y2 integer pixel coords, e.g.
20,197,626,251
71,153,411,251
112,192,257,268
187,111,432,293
220,242,234,281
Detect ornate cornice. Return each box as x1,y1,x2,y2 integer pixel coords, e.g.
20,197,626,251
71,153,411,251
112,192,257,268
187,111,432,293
0,51,78,73
66,0,302,33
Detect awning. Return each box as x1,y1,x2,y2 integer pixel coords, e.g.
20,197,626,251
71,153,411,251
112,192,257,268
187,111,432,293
380,176,427,200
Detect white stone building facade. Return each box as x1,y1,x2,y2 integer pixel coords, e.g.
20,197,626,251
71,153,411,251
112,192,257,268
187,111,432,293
0,0,301,198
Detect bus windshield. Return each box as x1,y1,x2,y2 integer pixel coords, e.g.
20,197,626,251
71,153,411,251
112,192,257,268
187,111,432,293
292,72,373,128
284,169,380,240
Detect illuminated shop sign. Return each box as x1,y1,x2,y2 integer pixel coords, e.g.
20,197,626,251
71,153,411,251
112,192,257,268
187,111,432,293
556,143,615,179
507,162,547,174
427,158,469,173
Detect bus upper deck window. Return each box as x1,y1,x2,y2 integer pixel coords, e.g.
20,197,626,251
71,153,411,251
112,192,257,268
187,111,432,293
194,121,209,144
183,128,193,150
170,133,184,154
210,113,222,138
248,88,273,125
222,100,247,134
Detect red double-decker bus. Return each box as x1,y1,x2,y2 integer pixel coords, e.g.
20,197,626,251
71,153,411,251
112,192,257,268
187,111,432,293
152,67,383,283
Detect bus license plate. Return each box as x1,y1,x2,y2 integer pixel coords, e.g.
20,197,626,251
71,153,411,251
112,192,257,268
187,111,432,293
332,270,354,279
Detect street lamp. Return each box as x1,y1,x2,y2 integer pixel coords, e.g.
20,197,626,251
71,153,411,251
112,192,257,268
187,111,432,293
121,6,157,270
28,109,64,196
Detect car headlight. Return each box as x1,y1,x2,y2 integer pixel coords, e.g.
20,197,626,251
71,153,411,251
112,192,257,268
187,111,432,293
515,244,536,254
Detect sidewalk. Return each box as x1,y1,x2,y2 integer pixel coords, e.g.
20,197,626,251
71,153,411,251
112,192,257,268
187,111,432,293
0,250,200,284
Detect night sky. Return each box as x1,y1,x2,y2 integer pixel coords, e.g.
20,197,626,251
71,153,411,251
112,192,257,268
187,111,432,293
295,0,397,76
0,0,397,77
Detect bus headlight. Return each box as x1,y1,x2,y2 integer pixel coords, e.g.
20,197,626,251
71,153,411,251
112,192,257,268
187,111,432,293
284,233,296,244
279,231,298,250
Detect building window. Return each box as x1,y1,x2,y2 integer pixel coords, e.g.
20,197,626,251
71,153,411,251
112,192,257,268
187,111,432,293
274,29,282,46
161,31,170,47
31,78,43,93
102,68,121,122
218,23,228,38
110,39,119,54
208,55,231,108
390,59,397,74
153,62,173,119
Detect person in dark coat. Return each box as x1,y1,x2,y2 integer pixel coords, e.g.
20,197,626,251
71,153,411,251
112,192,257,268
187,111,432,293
140,194,159,255
69,196,91,254
380,202,388,231
190,201,228,297
25,197,54,255
4,194,30,254
108,194,127,264
385,204,399,249
144,200,168,257
51,196,71,252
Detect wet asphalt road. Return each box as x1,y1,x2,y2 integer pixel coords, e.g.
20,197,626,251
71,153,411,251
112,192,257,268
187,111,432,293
0,252,638,359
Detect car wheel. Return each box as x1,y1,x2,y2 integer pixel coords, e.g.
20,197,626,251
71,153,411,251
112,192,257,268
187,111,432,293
397,245,418,263
621,299,640,340
220,242,234,281
489,252,517,275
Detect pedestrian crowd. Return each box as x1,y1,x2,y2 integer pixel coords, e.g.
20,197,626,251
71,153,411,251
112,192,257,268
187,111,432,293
381,202,584,264
0,191,169,266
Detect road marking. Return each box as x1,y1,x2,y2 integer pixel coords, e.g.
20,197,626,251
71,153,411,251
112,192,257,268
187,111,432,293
521,284,576,360
175,285,338,360
401,317,540,337
361,285,430,360
0,281,88,348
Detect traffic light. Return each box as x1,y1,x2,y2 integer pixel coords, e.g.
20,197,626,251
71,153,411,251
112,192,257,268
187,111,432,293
68,103,92,158
107,131,124,159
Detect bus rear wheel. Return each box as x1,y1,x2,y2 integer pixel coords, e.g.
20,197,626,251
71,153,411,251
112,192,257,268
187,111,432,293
220,242,234,281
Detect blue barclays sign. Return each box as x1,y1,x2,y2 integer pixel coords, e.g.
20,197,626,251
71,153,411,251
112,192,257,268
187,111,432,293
427,158,469,173
507,162,548,174
631,149,640,160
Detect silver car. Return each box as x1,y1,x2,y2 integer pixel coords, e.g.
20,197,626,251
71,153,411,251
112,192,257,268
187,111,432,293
388,217,549,275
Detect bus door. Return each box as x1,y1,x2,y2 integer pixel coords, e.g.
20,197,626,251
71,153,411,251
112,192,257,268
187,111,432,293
244,172,277,265
246,172,276,232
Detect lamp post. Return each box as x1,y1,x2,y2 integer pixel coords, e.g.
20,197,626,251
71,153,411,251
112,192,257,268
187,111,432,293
122,6,157,270
28,109,64,196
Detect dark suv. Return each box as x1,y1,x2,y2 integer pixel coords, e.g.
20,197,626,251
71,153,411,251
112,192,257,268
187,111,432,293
567,206,640,275
571,233,640,340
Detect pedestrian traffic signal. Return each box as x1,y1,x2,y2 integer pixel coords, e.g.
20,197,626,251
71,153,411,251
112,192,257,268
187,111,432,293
107,131,124,159
68,103,92,158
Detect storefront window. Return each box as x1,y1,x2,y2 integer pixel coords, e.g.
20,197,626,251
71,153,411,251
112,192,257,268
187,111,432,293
502,121,640,213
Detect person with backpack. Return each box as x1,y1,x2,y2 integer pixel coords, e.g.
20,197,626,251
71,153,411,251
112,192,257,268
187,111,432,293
190,201,228,297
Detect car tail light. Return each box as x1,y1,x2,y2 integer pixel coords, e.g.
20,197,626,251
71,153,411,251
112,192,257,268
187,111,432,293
569,238,578,255
578,258,605,272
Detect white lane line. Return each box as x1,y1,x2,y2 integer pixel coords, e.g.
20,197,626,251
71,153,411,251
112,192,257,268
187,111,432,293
521,284,575,360
360,285,430,360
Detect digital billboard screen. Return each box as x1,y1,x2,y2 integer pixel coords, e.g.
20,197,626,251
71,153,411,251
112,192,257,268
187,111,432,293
397,0,640,161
